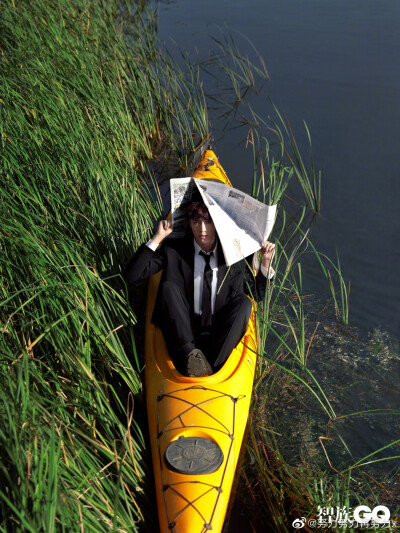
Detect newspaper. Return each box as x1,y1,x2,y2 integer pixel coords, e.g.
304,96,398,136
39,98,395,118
170,177,277,266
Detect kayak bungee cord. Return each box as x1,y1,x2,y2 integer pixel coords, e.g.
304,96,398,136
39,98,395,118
156,387,246,532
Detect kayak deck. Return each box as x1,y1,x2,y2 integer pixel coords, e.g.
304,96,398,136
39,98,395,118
144,150,258,533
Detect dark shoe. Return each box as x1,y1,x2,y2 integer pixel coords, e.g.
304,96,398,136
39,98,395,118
185,349,213,377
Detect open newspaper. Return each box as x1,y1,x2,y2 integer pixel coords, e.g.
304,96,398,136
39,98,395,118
170,177,277,266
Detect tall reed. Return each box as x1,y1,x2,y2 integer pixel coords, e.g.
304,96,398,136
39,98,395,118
236,83,398,529
0,0,209,530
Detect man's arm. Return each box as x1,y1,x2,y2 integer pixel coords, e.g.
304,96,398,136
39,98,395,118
123,220,173,284
242,241,275,302
260,241,275,279
148,220,173,247
256,241,275,299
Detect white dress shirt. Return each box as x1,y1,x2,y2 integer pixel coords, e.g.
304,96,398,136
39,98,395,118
146,238,272,316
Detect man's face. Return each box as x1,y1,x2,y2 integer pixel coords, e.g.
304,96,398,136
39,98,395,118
189,216,216,251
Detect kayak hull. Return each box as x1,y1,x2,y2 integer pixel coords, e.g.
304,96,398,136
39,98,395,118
144,150,258,533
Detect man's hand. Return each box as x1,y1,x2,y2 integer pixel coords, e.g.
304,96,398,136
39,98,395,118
260,241,275,274
151,220,173,245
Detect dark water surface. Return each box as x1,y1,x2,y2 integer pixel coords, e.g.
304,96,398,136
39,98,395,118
157,0,400,340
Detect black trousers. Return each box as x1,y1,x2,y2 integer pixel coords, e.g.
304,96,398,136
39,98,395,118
157,280,252,373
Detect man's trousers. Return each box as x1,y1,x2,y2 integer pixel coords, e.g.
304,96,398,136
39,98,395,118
156,280,253,373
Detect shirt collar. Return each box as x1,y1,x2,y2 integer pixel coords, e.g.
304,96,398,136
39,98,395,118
193,239,218,256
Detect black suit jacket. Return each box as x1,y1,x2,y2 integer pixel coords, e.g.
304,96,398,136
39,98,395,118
124,236,267,326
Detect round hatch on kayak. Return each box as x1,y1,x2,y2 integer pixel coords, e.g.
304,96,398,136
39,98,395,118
164,436,223,475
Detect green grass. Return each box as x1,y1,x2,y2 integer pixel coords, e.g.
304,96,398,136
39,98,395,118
0,0,208,530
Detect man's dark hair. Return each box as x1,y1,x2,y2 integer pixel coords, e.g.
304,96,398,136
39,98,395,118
186,201,211,220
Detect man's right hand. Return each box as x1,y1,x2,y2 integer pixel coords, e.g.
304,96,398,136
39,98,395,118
151,220,173,245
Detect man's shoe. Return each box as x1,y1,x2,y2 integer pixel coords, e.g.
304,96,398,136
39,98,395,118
185,349,213,377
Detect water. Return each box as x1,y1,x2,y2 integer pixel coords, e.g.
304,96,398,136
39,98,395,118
156,1,400,527
157,0,400,340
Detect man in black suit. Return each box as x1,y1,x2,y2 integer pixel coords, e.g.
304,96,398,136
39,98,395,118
124,202,275,377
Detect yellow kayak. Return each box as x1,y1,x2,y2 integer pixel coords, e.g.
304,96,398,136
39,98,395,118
144,149,258,533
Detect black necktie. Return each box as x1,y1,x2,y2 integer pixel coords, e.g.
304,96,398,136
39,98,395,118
200,251,213,327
